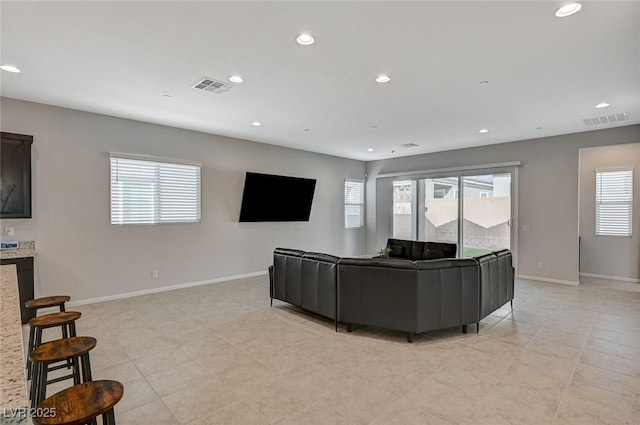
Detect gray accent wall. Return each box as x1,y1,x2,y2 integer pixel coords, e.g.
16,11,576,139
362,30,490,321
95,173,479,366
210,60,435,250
579,143,640,280
0,98,366,301
366,125,640,285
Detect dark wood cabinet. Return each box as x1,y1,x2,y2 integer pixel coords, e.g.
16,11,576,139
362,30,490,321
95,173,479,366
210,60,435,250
1,257,35,324
1,132,33,218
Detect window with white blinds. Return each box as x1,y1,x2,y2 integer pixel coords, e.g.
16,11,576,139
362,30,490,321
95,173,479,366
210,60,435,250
344,180,364,229
110,154,201,225
595,168,633,236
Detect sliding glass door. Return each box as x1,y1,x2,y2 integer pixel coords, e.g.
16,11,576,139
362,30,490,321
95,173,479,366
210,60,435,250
392,180,414,239
420,177,459,245
391,171,513,257
462,173,512,257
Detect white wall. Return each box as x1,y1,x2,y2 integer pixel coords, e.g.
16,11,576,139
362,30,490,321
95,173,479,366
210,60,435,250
0,98,365,301
366,125,640,285
579,143,640,280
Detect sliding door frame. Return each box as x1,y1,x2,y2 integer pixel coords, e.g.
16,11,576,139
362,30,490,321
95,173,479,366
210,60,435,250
382,162,519,273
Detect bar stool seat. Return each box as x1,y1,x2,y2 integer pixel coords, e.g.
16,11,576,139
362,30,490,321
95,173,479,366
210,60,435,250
26,296,71,310
27,311,82,380
29,311,81,329
32,380,123,425
30,336,97,407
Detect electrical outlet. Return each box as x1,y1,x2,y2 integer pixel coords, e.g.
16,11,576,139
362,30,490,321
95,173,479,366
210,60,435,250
3,227,14,237
537,262,544,269
151,270,159,279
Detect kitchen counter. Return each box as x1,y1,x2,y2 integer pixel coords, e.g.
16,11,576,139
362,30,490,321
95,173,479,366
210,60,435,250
0,241,36,260
0,264,30,423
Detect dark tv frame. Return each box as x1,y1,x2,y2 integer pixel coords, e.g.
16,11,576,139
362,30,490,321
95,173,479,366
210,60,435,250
238,172,316,222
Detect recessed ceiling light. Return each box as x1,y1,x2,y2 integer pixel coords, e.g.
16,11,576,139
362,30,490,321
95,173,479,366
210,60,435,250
479,80,489,85
0,64,21,73
479,128,489,134
296,33,315,46
229,75,244,83
555,3,582,18
304,128,310,132
595,102,610,109
251,121,261,127
370,125,379,129
536,127,543,130
375,74,391,83
367,148,374,152
163,94,172,98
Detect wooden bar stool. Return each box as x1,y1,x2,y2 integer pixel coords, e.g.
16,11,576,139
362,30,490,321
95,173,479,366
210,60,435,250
26,295,71,312
26,296,72,339
32,380,123,425
27,311,81,380
30,336,97,407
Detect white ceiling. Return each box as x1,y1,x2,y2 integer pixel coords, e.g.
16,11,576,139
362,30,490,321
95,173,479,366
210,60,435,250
1,1,639,161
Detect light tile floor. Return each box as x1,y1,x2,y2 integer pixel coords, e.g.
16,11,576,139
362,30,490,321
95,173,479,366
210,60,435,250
29,275,640,425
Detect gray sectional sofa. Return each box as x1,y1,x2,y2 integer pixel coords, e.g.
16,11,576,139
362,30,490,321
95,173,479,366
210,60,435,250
270,242,514,342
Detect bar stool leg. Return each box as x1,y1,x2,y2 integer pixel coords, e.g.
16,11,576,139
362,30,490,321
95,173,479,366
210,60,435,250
65,322,77,369
61,321,69,340
103,408,115,425
29,328,43,383
72,356,81,385
30,362,39,407
63,323,71,369
37,361,48,407
81,353,93,382
26,326,35,379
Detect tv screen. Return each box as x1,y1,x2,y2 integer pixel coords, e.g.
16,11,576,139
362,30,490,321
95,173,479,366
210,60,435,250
239,172,316,222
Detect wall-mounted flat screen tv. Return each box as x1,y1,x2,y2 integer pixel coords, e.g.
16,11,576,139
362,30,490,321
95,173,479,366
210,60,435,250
239,172,316,222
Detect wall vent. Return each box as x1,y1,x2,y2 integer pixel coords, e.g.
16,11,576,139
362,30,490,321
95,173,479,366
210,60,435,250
583,112,628,126
398,143,419,148
192,77,235,94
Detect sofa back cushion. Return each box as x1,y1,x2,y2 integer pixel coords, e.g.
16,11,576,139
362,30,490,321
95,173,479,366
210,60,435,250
415,258,479,329
339,257,416,269
410,241,426,260
387,239,412,258
273,248,339,320
273,249,304,305
424,242,457,259
338,258,418,332
387,238,457,260
493,249,514,310
300,252,339,319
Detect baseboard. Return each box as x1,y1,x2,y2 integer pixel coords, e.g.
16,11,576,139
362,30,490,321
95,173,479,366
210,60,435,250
579,272,640,283
57,270,268,308
517,274,579,286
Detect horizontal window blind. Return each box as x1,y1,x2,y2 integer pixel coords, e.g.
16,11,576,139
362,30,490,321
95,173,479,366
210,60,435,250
110,155,201,225
345,180,364,228
596,168,633,236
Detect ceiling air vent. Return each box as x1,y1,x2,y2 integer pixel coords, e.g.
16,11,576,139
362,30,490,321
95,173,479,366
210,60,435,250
192,77,235,94
583,113,628,126
398,143,419,148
